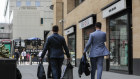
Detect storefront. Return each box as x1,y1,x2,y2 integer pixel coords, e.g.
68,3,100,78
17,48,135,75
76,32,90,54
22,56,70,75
79,14,96,59
102,0,132,74
64,25,76,66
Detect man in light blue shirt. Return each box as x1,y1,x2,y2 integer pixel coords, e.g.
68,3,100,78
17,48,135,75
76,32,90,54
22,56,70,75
83,22,110,79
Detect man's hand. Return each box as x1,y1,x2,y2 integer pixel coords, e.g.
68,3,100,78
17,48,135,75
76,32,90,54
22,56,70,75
83,52,86,56
39,58,42,61
67,57,71,61
106,55,110,59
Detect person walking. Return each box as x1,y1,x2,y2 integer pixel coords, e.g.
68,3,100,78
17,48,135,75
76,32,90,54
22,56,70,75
37,50,42,64
21,49,27,64
40,25,71,79
26,52,30,64
83,22,110,79
14,49,19,64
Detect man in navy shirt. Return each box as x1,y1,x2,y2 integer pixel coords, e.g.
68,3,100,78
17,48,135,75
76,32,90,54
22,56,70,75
41,25,70,79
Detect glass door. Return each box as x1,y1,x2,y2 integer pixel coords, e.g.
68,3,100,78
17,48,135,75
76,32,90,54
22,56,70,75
109,14,129,71
68,34,76,66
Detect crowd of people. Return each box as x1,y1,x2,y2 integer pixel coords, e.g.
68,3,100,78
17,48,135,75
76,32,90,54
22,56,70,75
13,49,32,65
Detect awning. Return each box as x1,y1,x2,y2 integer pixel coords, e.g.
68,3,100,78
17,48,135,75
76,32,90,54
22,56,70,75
27,37,41,40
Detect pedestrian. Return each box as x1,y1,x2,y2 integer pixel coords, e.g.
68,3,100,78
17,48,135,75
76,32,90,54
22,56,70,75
38,50,42,64
83,22,110,79
21,49,27,64
26,52,30,64
40,25,71,79
14,49,19,64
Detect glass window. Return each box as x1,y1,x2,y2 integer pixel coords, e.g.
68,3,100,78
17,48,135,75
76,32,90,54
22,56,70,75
68,34,76,66
26,1,31,6
109,14,128,71
35,1,40,7
41,18,43,24
79,0,84,3
16,1,21,7
75,0,84,7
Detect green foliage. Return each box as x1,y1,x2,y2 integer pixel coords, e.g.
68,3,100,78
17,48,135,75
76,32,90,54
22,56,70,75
0,44,10,58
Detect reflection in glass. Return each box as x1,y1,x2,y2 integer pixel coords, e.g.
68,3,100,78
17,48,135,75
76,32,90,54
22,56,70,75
68,34,76,66
109,14,128,70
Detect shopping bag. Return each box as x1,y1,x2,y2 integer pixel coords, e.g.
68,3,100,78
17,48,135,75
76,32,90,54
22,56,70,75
37,63,46,79
61,62,73,79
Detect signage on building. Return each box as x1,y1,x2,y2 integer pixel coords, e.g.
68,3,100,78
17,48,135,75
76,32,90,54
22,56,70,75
102,0,126,18
79,17,93,29
1,39,11,43
64,27,74,35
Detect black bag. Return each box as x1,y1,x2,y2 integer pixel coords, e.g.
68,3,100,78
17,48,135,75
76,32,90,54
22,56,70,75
78,55,90,77
61,62,73,79
16,68,22,79
37,63,46,79
84,62,90,76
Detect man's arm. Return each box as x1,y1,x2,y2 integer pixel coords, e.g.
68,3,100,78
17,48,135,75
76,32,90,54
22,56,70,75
41,38,50,59
83,34,93,54
62,38,70,58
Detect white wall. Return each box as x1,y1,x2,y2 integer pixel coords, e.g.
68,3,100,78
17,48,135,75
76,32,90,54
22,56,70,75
7,0,53,40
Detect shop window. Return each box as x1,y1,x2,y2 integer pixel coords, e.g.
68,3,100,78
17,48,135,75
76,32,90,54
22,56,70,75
109,14,128,71
68,34,76,66
67,0,85,13
75,0,85,7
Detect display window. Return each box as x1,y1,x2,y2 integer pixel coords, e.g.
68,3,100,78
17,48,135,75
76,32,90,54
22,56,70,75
109,13,129,71
68,34,76,65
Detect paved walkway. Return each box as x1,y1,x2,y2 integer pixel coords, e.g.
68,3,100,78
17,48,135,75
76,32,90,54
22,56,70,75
17,63,140,79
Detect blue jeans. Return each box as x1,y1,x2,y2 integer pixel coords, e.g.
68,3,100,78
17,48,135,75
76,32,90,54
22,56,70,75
50,58,64,79
90,56,104,79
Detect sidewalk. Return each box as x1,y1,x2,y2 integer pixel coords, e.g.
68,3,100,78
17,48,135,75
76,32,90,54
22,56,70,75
17,63,140,79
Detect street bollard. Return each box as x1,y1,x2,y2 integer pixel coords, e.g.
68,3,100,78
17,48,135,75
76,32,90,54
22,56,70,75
30,55,32,65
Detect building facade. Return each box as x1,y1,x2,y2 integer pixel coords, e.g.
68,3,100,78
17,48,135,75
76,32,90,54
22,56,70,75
4,0,53,40
52,0,140,76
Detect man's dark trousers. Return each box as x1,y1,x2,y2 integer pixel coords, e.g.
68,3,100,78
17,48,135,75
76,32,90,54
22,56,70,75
90,56,104,79
50,58,64,79
47,60,52,78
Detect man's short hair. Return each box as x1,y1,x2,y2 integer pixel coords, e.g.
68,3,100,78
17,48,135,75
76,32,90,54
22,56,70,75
95,22,102,29
52,25,59,32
